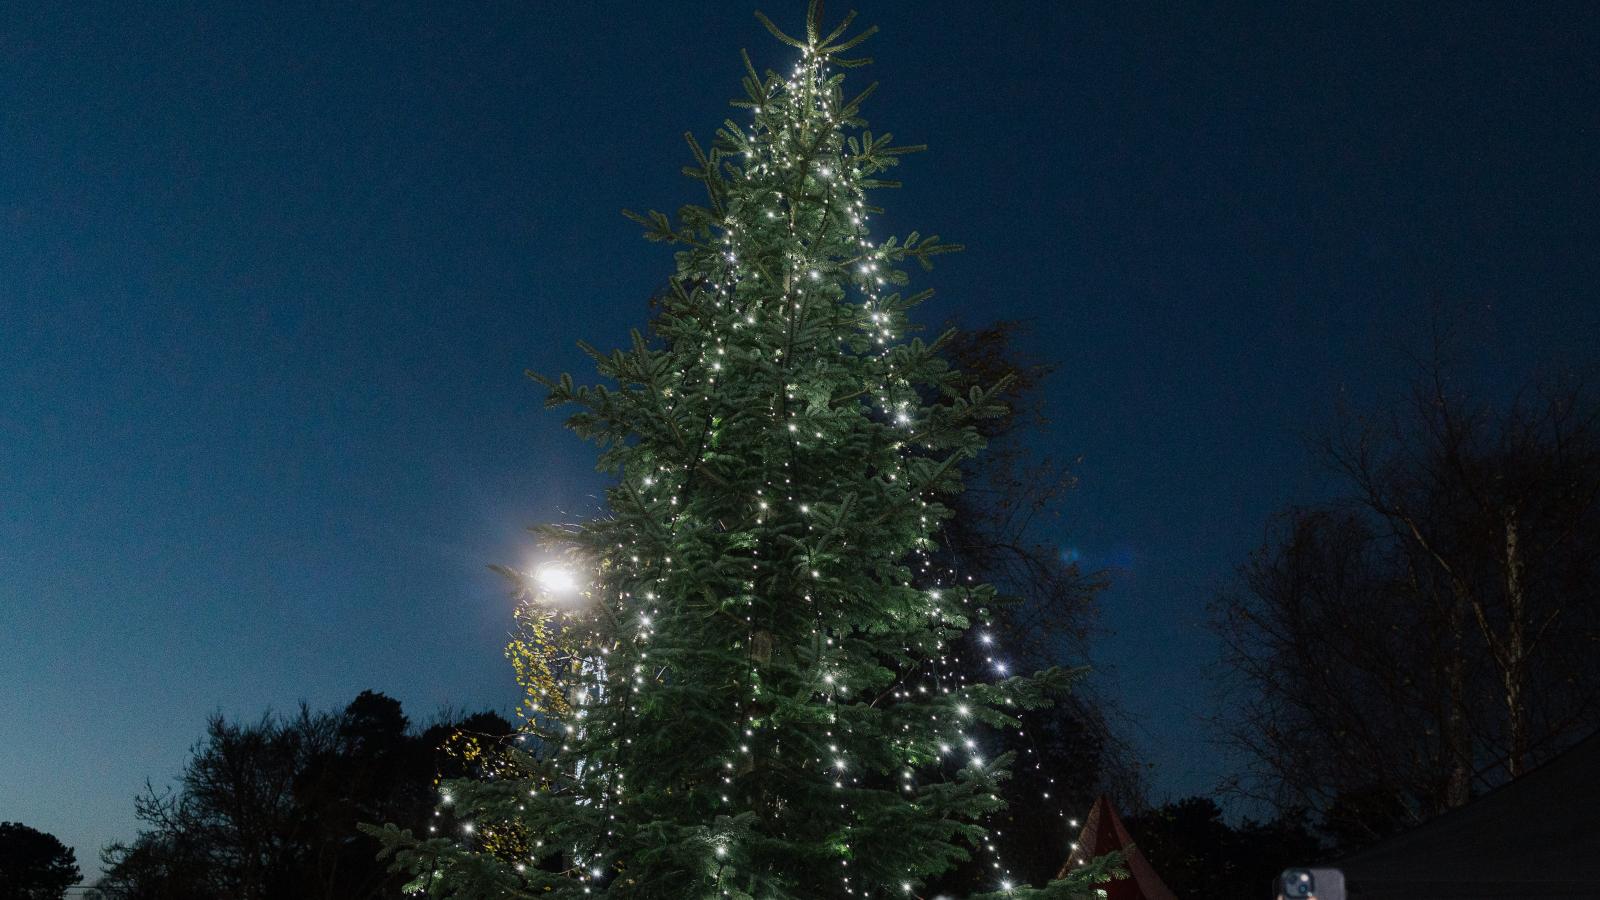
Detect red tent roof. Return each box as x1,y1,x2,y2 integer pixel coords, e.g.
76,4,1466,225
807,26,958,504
1057,795,1178,900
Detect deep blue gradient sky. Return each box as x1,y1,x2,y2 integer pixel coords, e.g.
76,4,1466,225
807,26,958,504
3,1,1597,872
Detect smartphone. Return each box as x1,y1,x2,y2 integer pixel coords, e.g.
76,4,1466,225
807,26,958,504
1276,867,1345,900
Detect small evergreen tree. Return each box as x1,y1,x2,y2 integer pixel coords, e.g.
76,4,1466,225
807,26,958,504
367,6,1117,897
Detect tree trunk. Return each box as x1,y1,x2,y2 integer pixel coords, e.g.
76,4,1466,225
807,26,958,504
1503,511,1528,777
1444,584,1472,808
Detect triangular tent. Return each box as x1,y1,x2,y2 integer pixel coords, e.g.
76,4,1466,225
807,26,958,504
1057,794,1179,900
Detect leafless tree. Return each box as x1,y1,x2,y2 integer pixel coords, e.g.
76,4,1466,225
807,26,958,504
1213,352,1600,848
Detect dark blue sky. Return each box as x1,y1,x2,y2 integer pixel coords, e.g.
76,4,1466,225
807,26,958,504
3,1,1597,872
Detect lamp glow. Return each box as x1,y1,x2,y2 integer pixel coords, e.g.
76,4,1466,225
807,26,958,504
535,564,580,596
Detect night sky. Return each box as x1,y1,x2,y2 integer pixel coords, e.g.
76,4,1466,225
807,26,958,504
3,1,1597,874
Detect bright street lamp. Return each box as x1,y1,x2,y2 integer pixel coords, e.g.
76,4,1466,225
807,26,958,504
534,563,580,597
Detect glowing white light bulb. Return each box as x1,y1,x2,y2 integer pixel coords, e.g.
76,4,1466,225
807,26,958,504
535,565,580,595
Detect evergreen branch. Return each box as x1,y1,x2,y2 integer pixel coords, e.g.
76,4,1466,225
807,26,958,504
753,10,805,48
818,9,859,47
684,130,710,171
880,142,928,156
740,48,761,86
820,23,879,56
621,207,710,248
839,81,879,119
804,0,822,45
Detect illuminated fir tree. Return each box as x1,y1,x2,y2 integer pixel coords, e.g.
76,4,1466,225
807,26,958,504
367,5,1119,897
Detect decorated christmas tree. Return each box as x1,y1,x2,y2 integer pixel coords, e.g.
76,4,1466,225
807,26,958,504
367,5,1119,897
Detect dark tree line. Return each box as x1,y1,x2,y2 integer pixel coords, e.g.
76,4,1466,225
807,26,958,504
1213,350,1600,851
1124,797,1320,900
87,692,507,900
